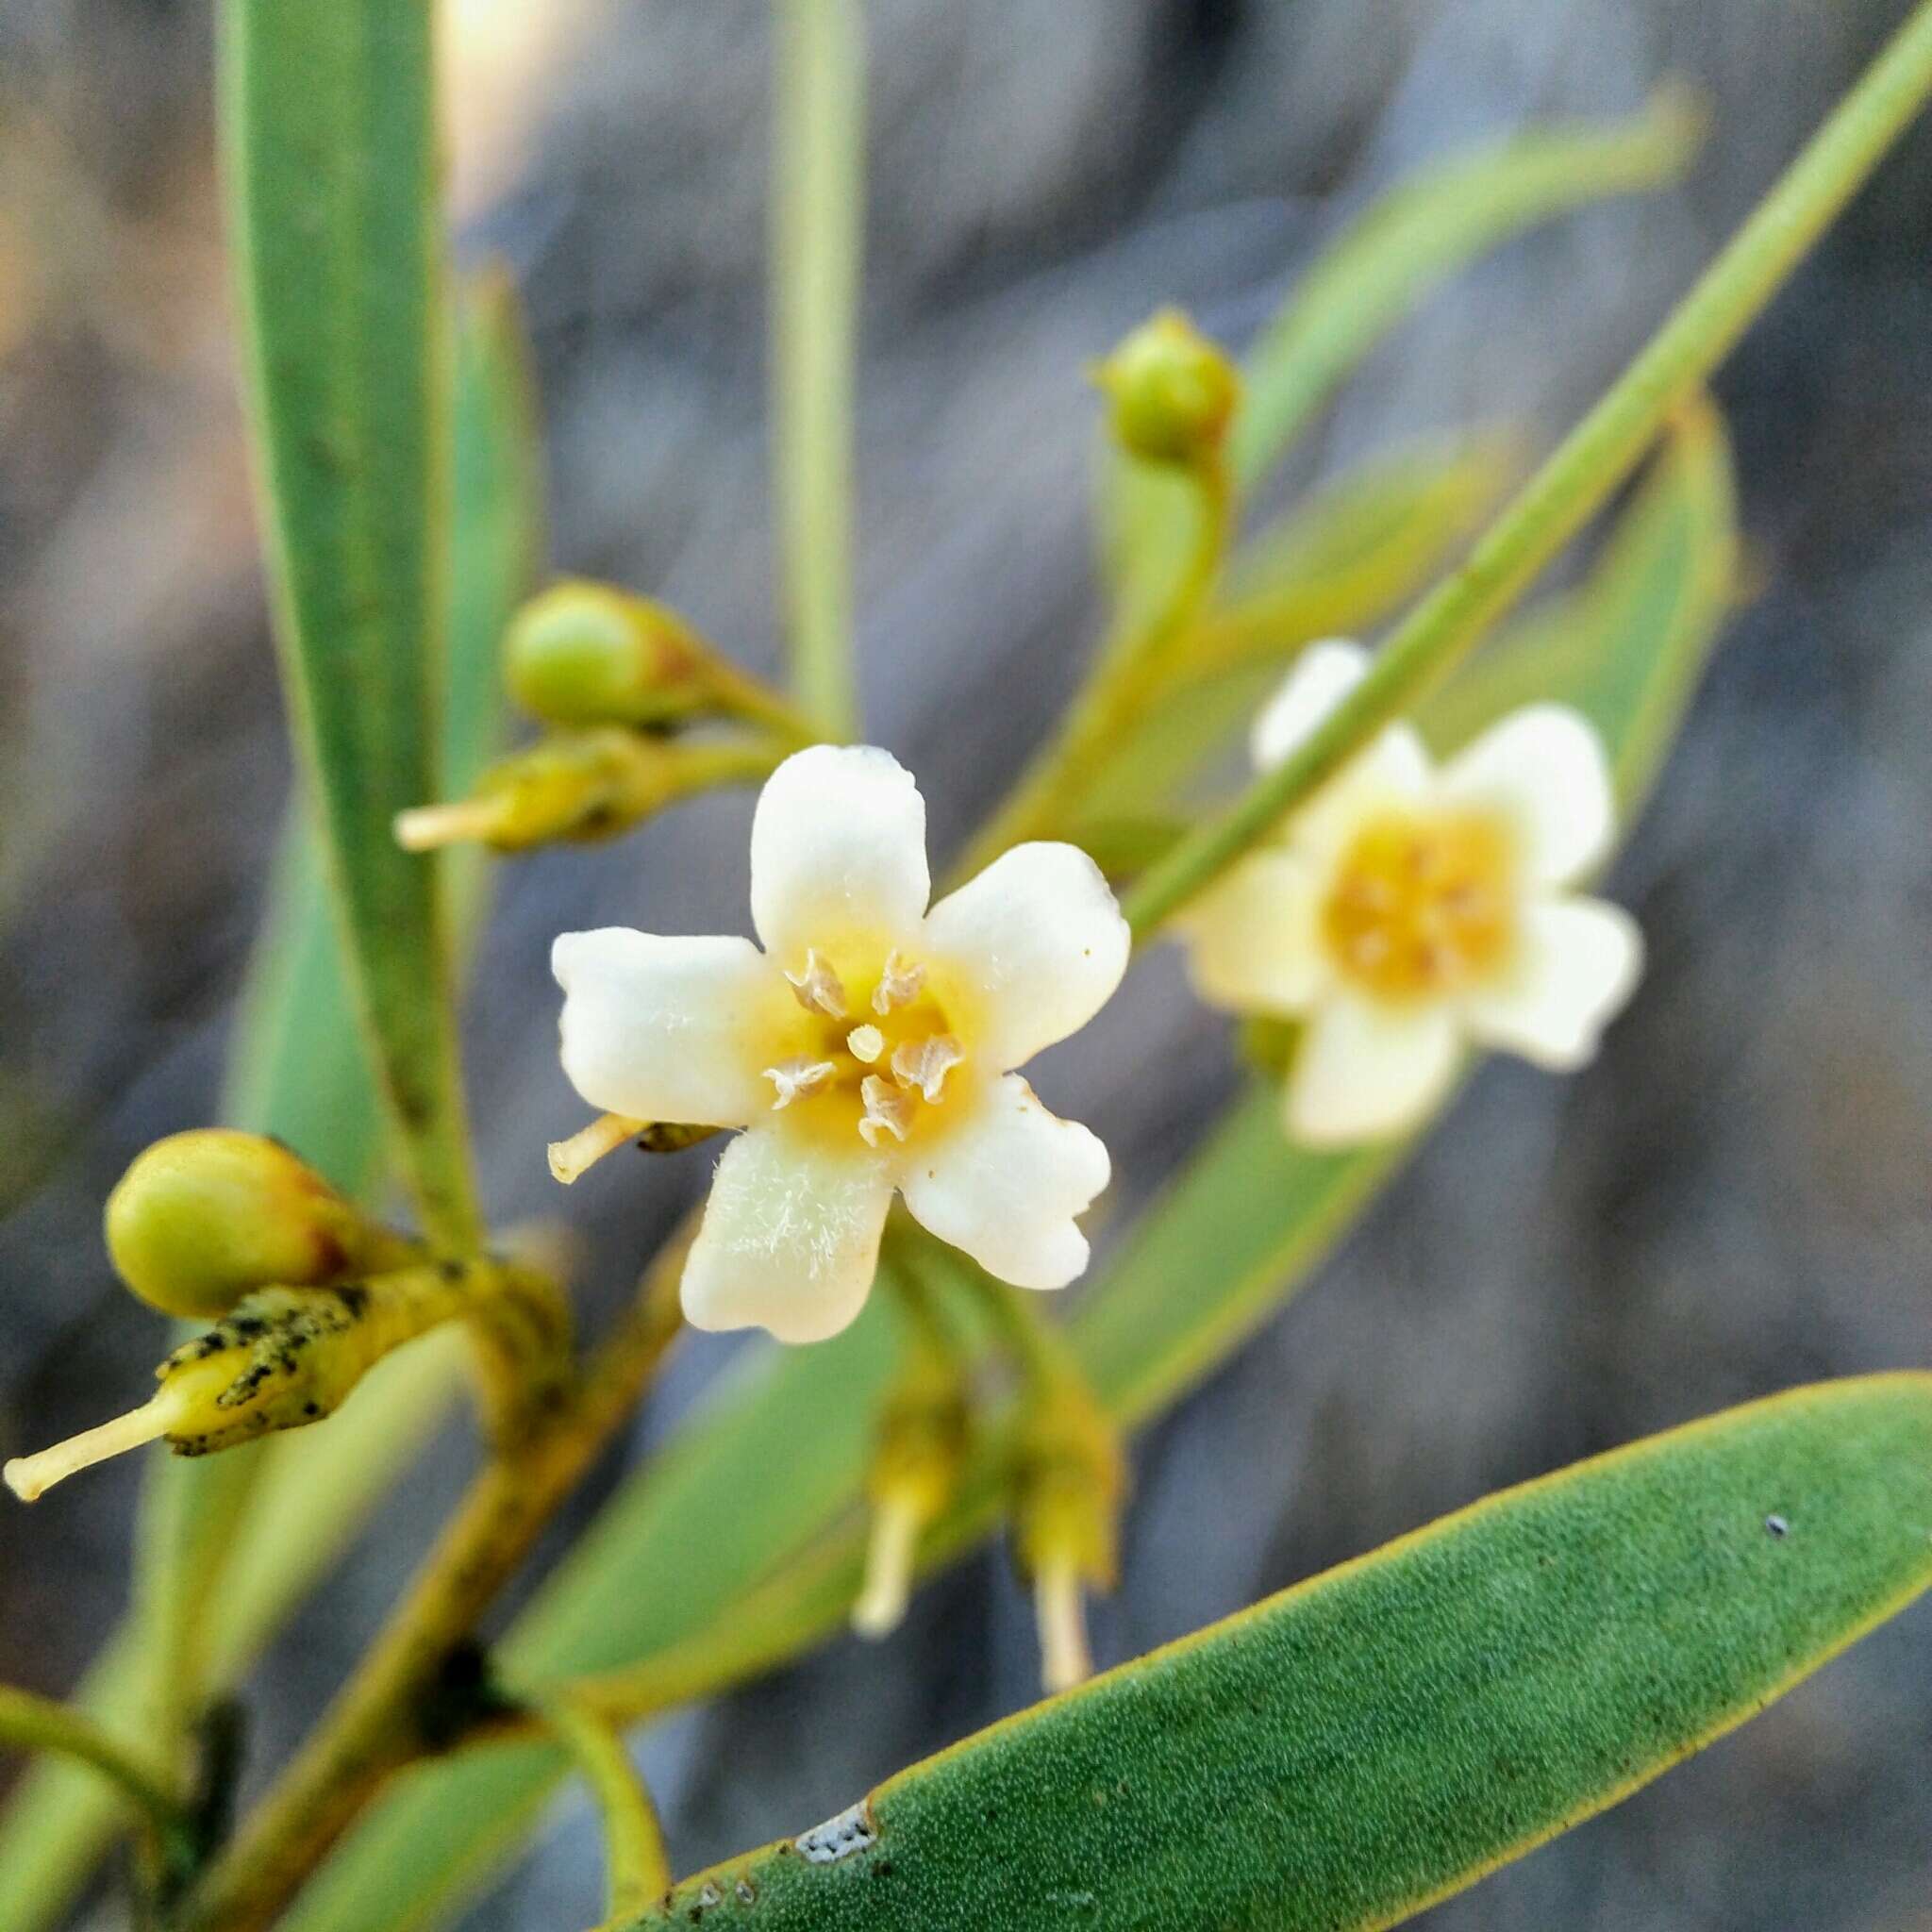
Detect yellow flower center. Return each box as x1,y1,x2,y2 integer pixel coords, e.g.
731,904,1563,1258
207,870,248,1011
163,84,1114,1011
765,946,966,1148
1322,810,1515,1001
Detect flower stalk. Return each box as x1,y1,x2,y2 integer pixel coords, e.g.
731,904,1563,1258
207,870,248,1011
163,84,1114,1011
529,1694,671,1929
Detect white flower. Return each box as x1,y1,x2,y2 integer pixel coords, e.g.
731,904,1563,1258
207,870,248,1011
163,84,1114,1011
552,744,1130,1342
1181,640,1643,1146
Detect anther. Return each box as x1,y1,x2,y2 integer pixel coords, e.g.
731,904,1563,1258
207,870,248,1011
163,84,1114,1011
764,1058,837,1109
846,1024,885,1064
858,1076,914,1147
891,1034,962,1103
785,950,849,1019
872,950,925,1015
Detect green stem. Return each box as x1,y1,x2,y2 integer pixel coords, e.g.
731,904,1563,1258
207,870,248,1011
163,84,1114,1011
529,1695,670,1926
1122,0,1932,941
959,454,1232,876
0,1685,187,1851
771,0,866,740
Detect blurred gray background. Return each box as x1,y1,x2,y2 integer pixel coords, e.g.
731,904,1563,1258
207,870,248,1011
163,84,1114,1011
3,1,1930,1927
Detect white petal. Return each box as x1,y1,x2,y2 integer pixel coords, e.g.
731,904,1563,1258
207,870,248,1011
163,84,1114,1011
681,1126,896,1343
1289,723,1433,865
553,929,779,1126
1438,705,1614,888
920,842,1129,1071
1463,897,1643,1070
749,744,930,959
1179,850,1329,1014
1286,991,1460,1146
1249,638,1371,770
902,1075,1110,1291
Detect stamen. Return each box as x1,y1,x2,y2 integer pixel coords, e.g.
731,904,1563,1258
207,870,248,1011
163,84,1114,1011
871,950,925,1015
851,1493,922,1639
858,1075,913,1147
845,1024,885,1064
764,1057,837,1109
1033,1557,1093,1695
547,1112,648,1185
785,950,848,1019
891,1034,962,1103
393,798,508,852
4,1389,189,1503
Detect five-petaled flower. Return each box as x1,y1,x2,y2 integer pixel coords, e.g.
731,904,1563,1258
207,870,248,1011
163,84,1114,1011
552,744,1130,1342
1180,640,1643,1145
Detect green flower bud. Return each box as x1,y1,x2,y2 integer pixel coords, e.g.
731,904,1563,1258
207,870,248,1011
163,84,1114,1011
1093,308,1240,468
504,581,714,729
104,1131,371,1320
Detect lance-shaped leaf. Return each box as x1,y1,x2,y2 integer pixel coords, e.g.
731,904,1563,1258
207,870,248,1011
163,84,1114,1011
220,0,476,1250
638,1376,1932,1931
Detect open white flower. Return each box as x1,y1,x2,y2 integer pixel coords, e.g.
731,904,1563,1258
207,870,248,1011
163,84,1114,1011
1181,640,1643,1146
552,744,1130,1342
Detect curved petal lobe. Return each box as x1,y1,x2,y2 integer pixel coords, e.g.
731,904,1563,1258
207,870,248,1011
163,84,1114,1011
1463,896,1643,1069
750,744,930,960
681,1126,896,1343
1180,850,1329,1015
1287,991,1460,1146
1439,704,1614,888
922,842,1129,1071
902,1075,1110,1291
553,929,777,1126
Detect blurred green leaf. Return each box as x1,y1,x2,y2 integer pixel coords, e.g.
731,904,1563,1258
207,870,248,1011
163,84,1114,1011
279,398,1741,1932
1230,91,1705,493
221,0,476,1250
0,275,540,1932
1078,439,1512,824
640,1376,1932,1931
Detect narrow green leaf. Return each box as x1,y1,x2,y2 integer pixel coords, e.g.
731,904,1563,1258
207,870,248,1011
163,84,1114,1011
0,275,539,1931
1229,91,1704,493
219,0,477,1249
640,1376,1932,1931
272,390,1740,1932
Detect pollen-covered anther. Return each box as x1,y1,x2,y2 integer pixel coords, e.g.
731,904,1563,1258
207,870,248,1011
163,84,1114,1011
846,1024,885,1064
871,950,924,1015
858,1075,914,1147
764,1057,837,1110
891,1033,962,1104
785,949,849,1019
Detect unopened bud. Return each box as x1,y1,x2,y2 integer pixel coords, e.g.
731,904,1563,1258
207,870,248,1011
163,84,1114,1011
104,1131,375,1320
1093,308,1240,469
504,581,718,730
852,1362,970,1641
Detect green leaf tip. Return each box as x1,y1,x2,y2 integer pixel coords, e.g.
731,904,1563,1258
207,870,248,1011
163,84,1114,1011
636,1374,1932,1931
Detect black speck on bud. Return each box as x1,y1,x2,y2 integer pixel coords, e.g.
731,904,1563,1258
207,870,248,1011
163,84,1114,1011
1093,309,1240,469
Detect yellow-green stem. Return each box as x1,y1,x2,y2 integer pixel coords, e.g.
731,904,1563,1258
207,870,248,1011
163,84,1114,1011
0,1685,186,1851
175,1232,691,1932
1122,0,1932,941
771,0,866,739
531,1695,671,1926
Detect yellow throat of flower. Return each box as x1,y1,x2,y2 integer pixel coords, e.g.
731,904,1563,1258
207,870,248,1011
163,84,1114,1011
767,942,968,1149
1322,809,1516,1001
